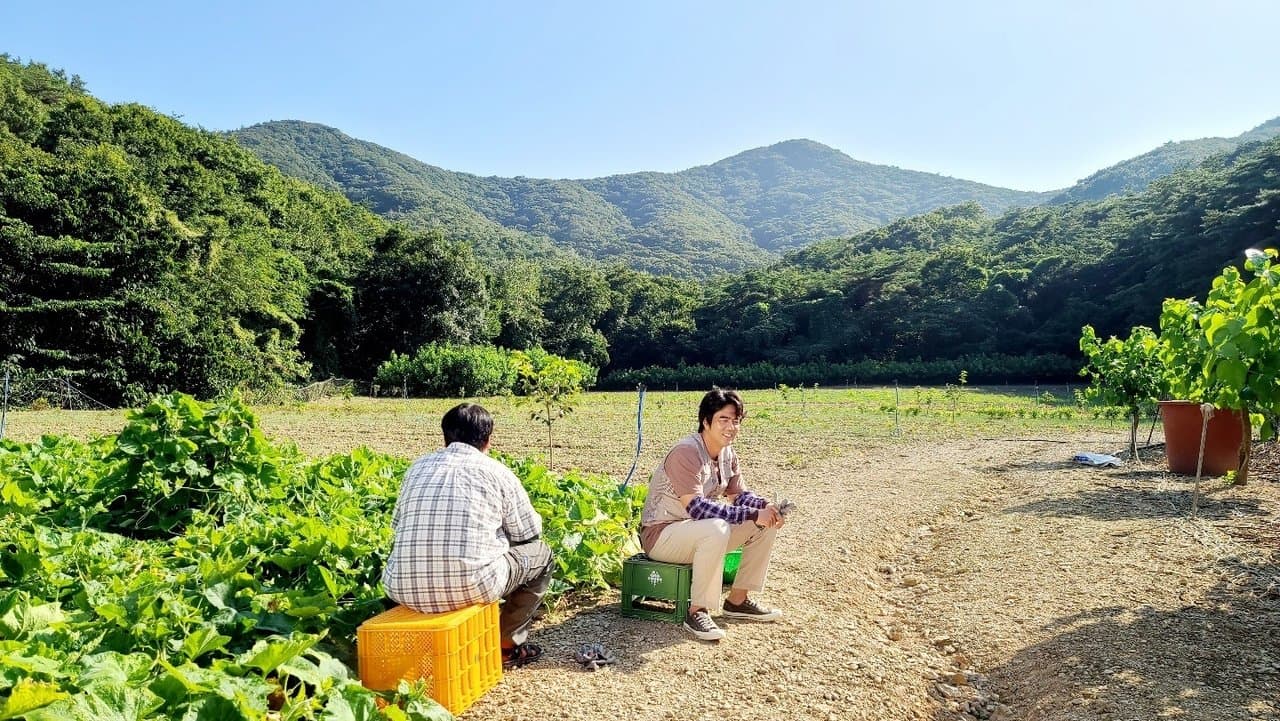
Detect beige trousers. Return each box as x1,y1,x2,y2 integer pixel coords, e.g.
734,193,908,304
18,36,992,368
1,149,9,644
648,518,778,611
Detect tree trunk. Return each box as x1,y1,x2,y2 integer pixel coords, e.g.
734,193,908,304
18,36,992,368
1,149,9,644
1236,412,1252,485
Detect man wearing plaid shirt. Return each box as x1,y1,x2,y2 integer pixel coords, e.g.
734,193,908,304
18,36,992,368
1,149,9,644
383,403,551,668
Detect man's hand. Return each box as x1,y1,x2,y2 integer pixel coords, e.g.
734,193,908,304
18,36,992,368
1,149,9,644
756,505,783,529
767,502,786,529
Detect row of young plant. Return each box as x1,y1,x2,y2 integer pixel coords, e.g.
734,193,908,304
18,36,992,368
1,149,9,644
1078,248,1280,482
373,345,597,398
0,393,640,720
599,353,1079,391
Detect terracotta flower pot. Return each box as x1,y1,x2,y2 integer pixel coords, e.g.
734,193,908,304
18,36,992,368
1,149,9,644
1158,400,1244,476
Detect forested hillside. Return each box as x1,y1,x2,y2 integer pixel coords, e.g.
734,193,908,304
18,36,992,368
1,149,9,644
0,59,378,402
1048,116,1280,204
232,121,769,277
5,55,1278,401
657,134,1280,375
230,120,573,262
671,139,1048,251
232,121,1047,276
0,58,598,402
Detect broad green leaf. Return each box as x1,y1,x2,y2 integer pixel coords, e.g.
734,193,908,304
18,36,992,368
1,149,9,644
0,679,67,720
201,583,234,611
94,603,128,625
319,681,380,721
26,681,163,721
179,626,232,662
179,695,245,721
1204,313,1229,345
0,601,65,639
76,652,153,689
401,696,454,721
1216,359,1247,392
0,651,66,678
0,484,38,515
311,650,352,683
583,539,613,555
277,654,324,688
318,565,340,599
238,635,318,675
150,659,211,706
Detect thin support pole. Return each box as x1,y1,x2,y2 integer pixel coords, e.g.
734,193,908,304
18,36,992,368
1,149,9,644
1191,403,1213,517
0,369,10,441
620,383,647,492
894,380,901,437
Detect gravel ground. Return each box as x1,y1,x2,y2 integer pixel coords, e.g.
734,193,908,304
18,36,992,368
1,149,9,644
465,435,1280,721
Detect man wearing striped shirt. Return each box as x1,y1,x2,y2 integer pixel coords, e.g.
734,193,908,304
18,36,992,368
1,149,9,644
383,403,551,668
640,388,785,641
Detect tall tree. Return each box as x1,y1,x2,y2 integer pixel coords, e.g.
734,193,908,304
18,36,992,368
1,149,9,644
352,227,491,373
538,262,611,368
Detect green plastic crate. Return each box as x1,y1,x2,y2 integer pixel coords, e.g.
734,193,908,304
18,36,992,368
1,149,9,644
620,553,692,623
722,547,743,585
620,550,747,623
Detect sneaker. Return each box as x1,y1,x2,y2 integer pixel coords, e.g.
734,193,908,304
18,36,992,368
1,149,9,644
683,608,727,641
722,597,783,622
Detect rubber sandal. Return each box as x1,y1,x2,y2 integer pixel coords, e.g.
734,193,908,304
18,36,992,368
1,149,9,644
573,642,618,671
502,642,543,669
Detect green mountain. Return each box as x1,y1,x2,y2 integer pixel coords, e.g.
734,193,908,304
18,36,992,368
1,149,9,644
0,57,500,402
1049,116,1280,204
659,132,1280,373
671,138,1049,251
228,120,571,263
231,122,1048,276
0,60,378,401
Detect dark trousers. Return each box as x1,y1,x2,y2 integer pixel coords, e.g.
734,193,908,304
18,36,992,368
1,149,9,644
499,538,553,646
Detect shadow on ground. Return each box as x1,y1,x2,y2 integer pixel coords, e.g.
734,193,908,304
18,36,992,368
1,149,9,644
1003,485,1271,522
937,555,1280,721
986,460,1081,473
935,446,1280,720
527,596,700,675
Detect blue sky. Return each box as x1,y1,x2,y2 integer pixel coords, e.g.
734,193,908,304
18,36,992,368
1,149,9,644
3,0,1278,191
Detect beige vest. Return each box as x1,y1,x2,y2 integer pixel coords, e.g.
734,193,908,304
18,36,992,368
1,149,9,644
640,434,736,528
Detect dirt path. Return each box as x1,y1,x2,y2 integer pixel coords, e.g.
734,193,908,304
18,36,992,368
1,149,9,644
891,443,1280,721
464,433,1279,721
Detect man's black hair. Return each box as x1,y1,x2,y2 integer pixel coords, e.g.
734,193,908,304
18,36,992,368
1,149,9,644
697,387,744,432
442,402,494,449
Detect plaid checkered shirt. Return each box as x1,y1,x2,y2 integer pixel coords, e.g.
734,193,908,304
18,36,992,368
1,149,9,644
383,442,543,612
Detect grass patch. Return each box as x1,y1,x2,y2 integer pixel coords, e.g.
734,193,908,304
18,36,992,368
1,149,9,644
3,386,1139,481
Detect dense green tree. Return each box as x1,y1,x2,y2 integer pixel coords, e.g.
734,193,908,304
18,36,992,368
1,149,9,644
597,265,701,369
351,227,491,374
487,259,550,351
537,261,612,368
0,57,382,401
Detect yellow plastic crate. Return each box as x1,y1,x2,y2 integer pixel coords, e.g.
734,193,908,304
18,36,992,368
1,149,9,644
357,602,502,714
